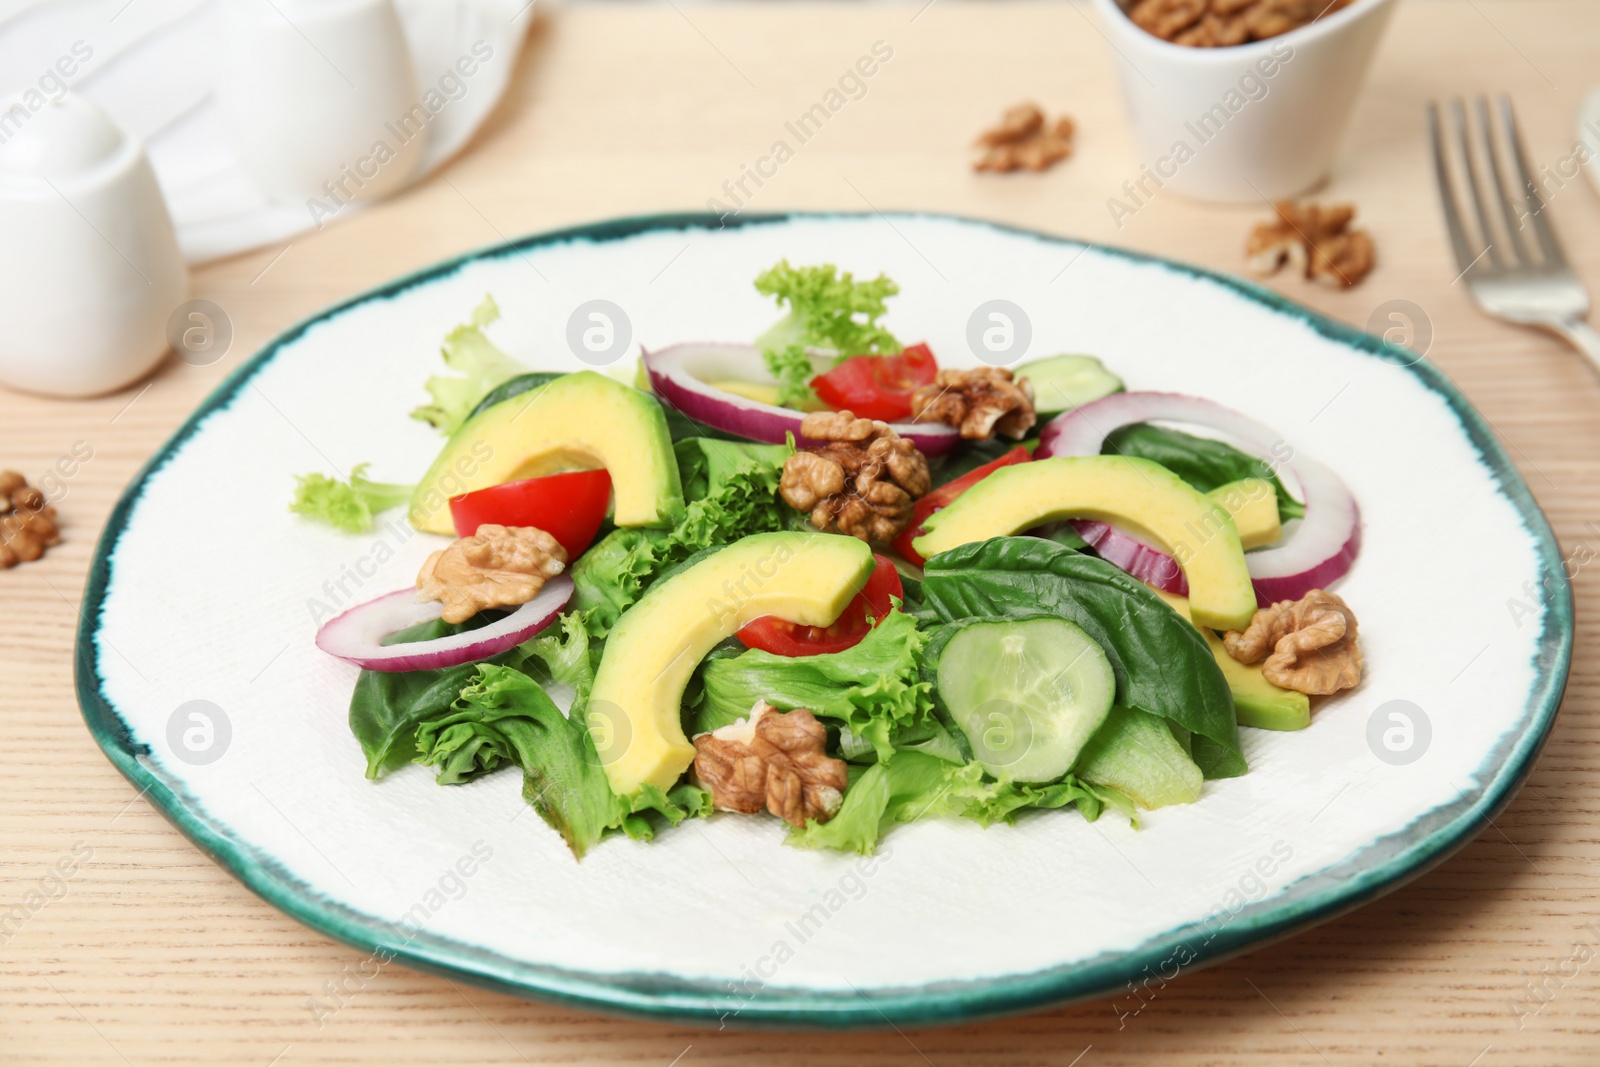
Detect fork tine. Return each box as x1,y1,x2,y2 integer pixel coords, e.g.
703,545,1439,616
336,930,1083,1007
1476,97,1530,266
1499,96,1570,269
1428,102,1483,276
1452,99,1505,270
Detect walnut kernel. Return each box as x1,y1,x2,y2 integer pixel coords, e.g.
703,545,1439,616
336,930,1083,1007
1223,589,1362,696
0,471,61,569
1247,200,1376,289
910,366,1036,441
692,702,849,828
974,103,1075,173
416,524,567,624
1127,0,1352,45
781,411,931,543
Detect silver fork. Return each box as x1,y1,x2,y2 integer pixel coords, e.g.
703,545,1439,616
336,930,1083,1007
1428,96,1600,371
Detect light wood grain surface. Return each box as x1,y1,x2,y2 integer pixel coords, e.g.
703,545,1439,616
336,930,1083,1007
4,1,1600,1063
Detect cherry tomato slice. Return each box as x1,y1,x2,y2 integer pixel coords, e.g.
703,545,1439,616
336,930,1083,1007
449,469,612,558
811,343,939,422
891,447,1032,567
736,554,903,657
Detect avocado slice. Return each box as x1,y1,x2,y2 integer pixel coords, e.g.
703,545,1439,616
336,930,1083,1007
408,371,682,534
1207,478,1281,550
1156,591,1310,731
914,456,1257,632
590,532,874,796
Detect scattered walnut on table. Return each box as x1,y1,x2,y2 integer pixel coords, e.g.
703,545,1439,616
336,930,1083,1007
416,523,567,625
973,103,1075,173
780,411,931,543
1223,589,1363,696
0,471,61,569
1246,200,1376,289
692,702,850,828
910,366,1037,441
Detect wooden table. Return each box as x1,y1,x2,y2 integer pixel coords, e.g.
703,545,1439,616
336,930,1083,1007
5,1,1599,1062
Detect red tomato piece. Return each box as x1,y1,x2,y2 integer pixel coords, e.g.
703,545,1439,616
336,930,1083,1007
449,469,613,559
736,554,903,657
811,343,939,422
891,447,1032,567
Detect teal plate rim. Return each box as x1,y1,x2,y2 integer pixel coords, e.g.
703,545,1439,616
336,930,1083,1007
74,210,1574,1030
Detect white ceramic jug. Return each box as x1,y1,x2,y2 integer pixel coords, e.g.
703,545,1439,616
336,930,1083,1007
0,93,187,397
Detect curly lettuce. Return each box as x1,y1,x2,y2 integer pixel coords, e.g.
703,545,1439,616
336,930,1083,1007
570,439,793,636
290,462,413,533
753,261,901,409
689,610,937,762
414,664,709,857
411,294,528,435
787,752,1132,855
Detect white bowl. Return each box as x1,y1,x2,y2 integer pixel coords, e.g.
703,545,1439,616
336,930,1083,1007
1091,0,1397,203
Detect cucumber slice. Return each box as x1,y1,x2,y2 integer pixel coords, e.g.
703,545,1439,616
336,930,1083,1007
1016,355,1124,418
1075,706,1203,809
936,617,1115,783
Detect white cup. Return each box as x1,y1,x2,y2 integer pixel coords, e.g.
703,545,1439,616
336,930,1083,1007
0,93,187,397
214,0,423,216
1091,0,1398,202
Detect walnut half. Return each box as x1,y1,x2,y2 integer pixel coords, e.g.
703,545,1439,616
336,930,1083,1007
910,366,1036,441
0,470,61,569
1246,200,1376,289
780,411,931,543
693,702,849,828
973,103,1076,173
1223,589,1362,696
416,524,567,624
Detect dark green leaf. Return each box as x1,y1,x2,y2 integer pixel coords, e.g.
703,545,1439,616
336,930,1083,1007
1104,423,1304,522
917,537,1245,779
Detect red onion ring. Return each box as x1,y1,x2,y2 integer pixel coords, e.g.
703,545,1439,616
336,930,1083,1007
315,576,572,673
1037,391,1360,607
642,342,962,456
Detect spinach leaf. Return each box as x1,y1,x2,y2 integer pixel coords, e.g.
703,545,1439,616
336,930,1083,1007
1104,423,1304,522
917,537,1245,779
347,615,517,779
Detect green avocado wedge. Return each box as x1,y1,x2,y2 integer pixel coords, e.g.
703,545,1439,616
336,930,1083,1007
408,371,682,534
590,531,874,796
914,455,1257,632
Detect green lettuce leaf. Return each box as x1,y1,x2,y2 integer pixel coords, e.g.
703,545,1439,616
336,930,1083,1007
689,610,936,762
787,752,1129,854
346,614,517,777
570,440,792,636
290,462,413,533
518,609,597,700
917,537,1245,779
414,664,709,857
1073,705,1203,810
410,295,528,435
753,261,901,409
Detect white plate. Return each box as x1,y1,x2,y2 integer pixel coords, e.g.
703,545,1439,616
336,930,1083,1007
78,212,1571,1026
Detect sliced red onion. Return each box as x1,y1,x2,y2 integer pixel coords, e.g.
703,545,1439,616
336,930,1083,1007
315,576,572,673
1075,520,1189,595
1038,391,1360,607
642,342,962,456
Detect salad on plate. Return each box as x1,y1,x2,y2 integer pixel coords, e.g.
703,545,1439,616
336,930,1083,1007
295,261,1365,858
